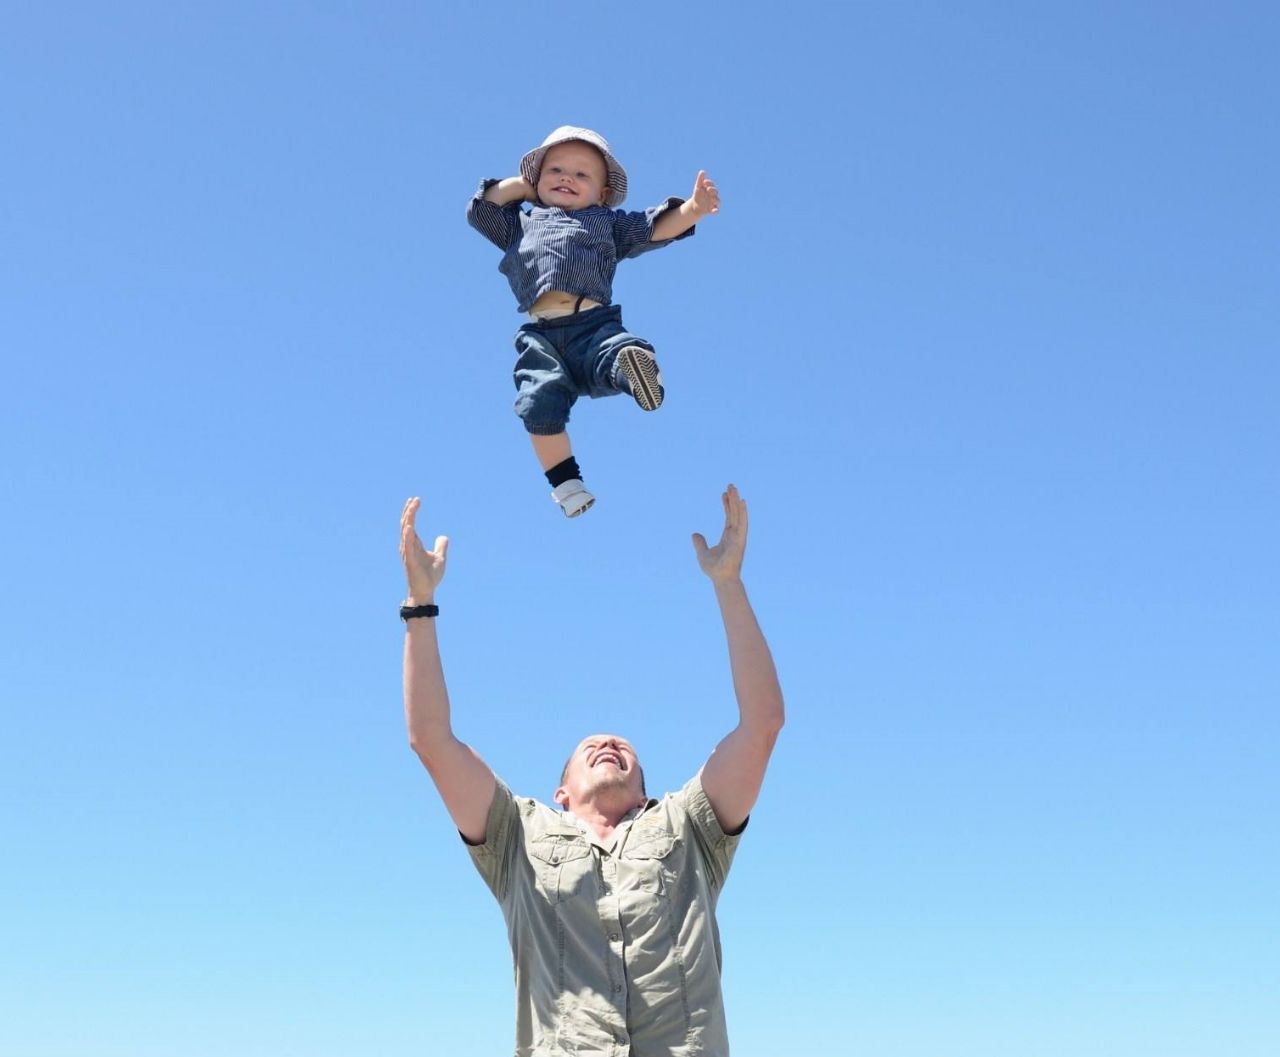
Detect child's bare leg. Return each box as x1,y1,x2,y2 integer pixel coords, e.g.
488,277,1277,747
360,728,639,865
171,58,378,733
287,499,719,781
531,431,594,518
531,431,573,471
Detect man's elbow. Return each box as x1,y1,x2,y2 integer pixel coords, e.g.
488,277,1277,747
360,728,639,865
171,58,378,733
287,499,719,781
744,707,784,753
407,726,451,764
762,695,785,739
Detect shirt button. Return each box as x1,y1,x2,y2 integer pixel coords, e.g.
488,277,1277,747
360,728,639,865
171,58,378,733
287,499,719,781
612,984,623,993
609,932,620,942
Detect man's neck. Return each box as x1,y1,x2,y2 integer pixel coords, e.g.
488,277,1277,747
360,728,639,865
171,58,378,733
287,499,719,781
565,797,644,843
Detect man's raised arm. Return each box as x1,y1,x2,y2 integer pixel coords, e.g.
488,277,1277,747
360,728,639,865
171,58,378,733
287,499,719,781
400,497,496,844
693,485,785,833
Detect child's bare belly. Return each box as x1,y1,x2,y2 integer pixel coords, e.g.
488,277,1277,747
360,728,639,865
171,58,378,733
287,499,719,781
529,290,604,319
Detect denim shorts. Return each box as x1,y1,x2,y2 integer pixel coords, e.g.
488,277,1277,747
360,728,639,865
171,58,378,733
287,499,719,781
512,304,654,435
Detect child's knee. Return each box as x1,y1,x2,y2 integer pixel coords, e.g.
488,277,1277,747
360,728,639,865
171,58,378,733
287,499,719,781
515,386,572,434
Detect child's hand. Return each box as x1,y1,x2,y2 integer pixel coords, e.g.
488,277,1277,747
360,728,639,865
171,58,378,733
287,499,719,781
689,171,720,218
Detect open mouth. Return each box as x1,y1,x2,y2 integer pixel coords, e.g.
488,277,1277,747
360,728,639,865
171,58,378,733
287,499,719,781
592,751,624,769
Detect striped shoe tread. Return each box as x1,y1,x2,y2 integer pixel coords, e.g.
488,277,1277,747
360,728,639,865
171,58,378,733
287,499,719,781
617,346,664,412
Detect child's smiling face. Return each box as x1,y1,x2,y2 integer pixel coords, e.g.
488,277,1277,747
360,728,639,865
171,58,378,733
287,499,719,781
536,141,609,209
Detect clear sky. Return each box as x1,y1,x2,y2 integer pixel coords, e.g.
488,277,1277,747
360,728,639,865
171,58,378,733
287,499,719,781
2,3,1277,1055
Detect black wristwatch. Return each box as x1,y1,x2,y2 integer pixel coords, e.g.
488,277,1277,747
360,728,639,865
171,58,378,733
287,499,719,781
400,603,439,621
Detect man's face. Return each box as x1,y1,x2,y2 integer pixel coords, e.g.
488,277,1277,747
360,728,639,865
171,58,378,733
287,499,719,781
556,733,644,808
536,141,609,209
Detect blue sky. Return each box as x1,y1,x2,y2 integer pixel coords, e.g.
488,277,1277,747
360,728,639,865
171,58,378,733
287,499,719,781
2,3,1277,1055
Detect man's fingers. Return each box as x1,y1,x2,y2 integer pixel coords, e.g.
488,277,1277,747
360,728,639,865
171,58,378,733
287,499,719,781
721,484,746,542
401,496,420,535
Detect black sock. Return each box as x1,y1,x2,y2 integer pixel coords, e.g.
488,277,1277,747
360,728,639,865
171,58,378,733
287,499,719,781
545,457,582,488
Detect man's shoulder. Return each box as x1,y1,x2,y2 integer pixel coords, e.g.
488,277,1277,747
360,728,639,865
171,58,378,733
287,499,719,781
641,777,706,825
508,790,572,832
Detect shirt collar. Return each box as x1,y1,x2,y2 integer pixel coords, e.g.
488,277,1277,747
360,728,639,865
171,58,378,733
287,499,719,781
563,798,657,849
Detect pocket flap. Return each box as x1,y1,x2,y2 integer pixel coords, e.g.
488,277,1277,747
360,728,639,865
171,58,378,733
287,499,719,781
529,836,591,865
626,833,676,860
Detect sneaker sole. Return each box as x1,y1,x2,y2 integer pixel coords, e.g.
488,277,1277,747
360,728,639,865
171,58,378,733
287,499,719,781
563,494,595,518
552,483,596,518
618,346,664,412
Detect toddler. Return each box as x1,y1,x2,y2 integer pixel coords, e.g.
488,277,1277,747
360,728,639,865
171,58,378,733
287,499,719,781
467,126,719,517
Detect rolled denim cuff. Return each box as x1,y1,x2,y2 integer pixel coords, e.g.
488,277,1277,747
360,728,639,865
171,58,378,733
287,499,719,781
522,418,570,436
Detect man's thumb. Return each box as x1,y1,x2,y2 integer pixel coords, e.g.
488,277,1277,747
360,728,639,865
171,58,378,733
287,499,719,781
691,532,708,556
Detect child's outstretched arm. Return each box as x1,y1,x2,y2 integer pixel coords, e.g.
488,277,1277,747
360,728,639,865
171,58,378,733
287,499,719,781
652,170,720,241
484,176,536,206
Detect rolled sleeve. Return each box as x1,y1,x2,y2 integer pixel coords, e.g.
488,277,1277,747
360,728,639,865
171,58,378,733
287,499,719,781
613,196,696,259
464,779,521,901
466,178,519,249
675,773,744,891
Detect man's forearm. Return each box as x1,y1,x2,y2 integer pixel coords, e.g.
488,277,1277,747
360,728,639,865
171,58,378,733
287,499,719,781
651,200,701,242
715,578,785,734
403,616,456,755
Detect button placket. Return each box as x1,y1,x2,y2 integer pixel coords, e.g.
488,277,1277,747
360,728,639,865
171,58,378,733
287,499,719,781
596,853,627,1010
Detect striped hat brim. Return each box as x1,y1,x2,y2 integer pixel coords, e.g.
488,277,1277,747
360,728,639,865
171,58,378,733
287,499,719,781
520,126,628,208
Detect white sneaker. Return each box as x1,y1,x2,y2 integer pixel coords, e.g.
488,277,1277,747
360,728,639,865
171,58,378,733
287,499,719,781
616,345,665,411
551,479,595,518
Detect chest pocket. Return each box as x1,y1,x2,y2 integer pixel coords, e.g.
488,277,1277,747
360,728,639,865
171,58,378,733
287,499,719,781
528,836,594,904
623,830,679,893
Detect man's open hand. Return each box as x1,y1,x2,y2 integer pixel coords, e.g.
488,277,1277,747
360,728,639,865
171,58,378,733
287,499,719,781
692,484,747,583
400,497,448,603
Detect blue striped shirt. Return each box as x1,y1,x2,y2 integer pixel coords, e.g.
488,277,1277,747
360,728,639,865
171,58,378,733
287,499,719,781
467,179,695,313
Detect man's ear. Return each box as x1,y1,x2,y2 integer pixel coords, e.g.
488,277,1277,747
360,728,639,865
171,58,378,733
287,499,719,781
553,785,569,808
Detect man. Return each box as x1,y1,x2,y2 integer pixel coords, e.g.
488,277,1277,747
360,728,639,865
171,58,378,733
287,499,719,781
399,484,784,1056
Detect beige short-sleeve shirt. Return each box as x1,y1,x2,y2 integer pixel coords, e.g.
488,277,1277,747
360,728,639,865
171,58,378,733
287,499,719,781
466,774,743,1057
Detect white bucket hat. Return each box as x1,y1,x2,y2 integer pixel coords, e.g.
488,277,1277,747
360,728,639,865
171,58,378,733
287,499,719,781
520,126,628,207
